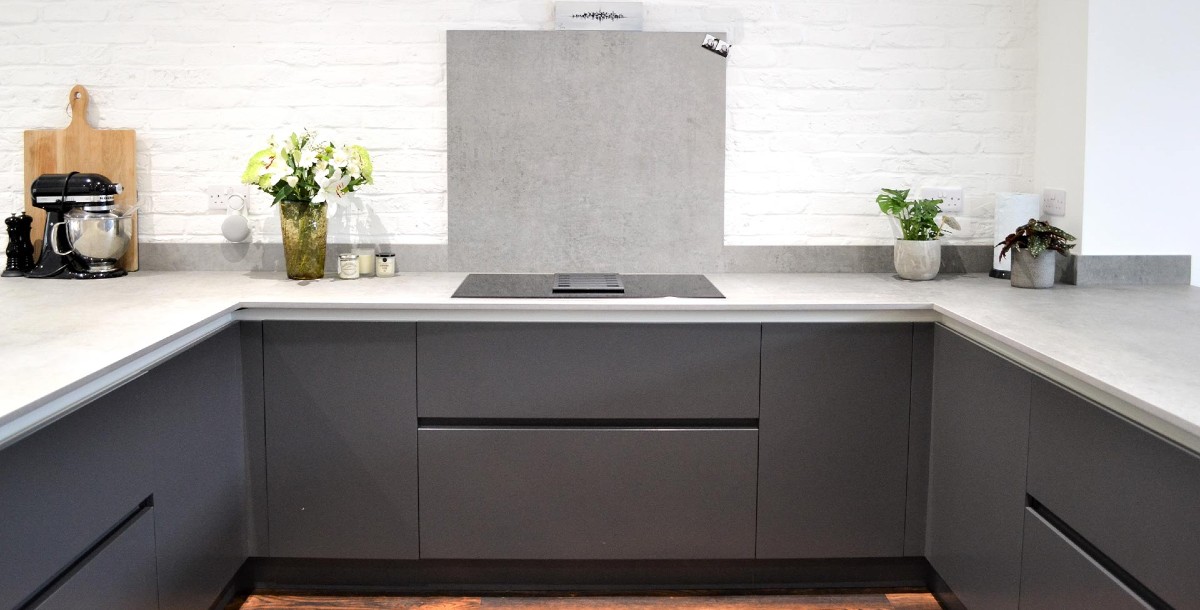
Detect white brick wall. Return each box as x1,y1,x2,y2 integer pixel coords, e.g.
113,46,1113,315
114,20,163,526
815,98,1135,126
1,0,1037,246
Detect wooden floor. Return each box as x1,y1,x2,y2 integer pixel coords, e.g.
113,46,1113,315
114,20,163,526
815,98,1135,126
237,592,942,609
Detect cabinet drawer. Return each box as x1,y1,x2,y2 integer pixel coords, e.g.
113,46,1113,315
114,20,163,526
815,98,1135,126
418,428,758,559
1019,508,1151,610
416,323,760,419
33,506,158,610
1028,379,1200,610
0,384,154,610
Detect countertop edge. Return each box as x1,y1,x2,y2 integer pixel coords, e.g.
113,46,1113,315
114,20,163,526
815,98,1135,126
934,307,1200,454
0,307,239,451
2,299,1198,457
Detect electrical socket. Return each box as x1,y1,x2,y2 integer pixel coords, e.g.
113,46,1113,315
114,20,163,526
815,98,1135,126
205,186,227,211
921,187,964,214
1043,188,1067,217
205,185,252,212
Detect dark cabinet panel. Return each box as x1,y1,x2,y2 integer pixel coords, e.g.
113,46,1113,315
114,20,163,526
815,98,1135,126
417,323,760,419
926,325,1030,610
264,321,419,559
756,323,913,558
1028,379,1200,610
904,323,934,557
148,326,249,609
419,428,758,559
1019,508,1151,610
0,377,154,610
34,507,159,610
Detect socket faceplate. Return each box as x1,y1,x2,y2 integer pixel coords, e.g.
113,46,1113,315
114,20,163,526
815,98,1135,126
1043,188,1067,216
921,187,964,214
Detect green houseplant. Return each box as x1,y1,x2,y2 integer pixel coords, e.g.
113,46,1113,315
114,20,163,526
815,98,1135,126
241,131,373,280
876,188,959,280
997,218,1076,288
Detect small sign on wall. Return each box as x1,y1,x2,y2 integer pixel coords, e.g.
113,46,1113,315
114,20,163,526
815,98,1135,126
555,2,644,30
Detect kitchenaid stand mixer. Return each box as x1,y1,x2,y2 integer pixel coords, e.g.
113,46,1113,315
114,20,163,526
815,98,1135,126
26,172,129,279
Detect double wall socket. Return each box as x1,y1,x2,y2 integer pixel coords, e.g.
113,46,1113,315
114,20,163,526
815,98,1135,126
205,185,251,211
920,187,964,214
1042,188,1067,216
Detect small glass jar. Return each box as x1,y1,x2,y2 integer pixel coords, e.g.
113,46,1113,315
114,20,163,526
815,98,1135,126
352,247,374,276
337,253,360,279
375,252,396,277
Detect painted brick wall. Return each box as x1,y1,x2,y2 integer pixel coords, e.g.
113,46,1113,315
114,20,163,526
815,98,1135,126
0,0,1037,246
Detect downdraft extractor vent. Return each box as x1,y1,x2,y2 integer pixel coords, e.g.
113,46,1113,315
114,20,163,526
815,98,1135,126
552,273,625,294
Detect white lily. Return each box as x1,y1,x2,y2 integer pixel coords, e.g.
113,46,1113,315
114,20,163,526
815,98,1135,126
294,145,319,169
347,160,362,180
313,167,349,204
261,150,292,187
331,146,350,168
284,175,298,188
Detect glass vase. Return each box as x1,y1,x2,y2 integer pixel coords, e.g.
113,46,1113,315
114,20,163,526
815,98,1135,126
278,201,327,280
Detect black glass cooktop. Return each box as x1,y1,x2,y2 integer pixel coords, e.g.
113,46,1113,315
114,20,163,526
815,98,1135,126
452,274,724,299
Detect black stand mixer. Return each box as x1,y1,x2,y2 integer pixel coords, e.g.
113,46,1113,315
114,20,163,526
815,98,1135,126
27,172,127,279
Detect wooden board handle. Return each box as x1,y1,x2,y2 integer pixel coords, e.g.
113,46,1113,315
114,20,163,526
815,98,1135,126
68,85,90,130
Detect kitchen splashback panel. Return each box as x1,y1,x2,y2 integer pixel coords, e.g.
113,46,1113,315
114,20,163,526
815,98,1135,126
447,31,726,273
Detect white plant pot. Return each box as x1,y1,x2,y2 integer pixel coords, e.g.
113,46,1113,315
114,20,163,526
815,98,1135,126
1010,249,1057,288
894,240,941,281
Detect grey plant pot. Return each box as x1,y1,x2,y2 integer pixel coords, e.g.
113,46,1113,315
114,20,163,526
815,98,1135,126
1010,249,1057,288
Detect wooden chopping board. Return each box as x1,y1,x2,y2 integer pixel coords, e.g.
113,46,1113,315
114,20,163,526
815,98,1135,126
24,85,138,271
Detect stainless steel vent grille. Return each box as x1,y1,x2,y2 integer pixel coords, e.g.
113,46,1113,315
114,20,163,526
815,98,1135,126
552,273,625,294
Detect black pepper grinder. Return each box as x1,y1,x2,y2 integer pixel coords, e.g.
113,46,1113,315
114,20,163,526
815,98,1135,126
3,212,36,277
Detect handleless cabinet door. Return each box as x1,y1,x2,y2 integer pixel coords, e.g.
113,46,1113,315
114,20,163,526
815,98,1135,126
33,507,159,610
146,326,249,610
419,428,758,559
264,321,418,559
0,373,154,610
926,325,1031,610
417,323,760,420
1018,508,1152,610
1028,379,1200,610
756,323,913,558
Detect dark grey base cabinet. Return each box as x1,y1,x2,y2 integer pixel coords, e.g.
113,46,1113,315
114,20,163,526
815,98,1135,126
1018,508,1151,610
419,428,758,559
148,326,249,610
14,318,1200,607
756,323,914,558
926,326,1031,610
0,371,154,609
33,507,159,610
263,321,419,559
1028,379,1200,610
0,327,248,610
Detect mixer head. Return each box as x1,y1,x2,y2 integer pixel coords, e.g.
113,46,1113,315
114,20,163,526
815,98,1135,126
31,173,123,213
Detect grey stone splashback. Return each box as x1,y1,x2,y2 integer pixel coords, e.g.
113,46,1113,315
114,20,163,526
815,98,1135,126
1057,255,1192,285
447,31,727,273
137,243,996,274
140,245,1191,284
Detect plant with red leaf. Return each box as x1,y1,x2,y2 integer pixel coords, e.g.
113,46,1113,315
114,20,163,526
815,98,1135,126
998,218,1076,261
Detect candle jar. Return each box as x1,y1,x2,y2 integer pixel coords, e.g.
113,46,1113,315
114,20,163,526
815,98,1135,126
352,247,374,276
337,253,360,279
375,252,396,277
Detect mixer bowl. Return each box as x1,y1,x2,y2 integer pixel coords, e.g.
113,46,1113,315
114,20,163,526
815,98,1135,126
64,211,133,269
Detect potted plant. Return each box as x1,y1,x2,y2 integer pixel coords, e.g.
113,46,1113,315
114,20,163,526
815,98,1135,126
876,188,959,280
241,131,373,280
997,218,1076,288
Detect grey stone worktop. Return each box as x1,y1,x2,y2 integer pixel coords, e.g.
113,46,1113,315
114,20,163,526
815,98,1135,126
2,271,1198,455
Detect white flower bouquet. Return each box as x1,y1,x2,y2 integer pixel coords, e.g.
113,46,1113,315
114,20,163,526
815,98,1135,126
241,131,373,205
